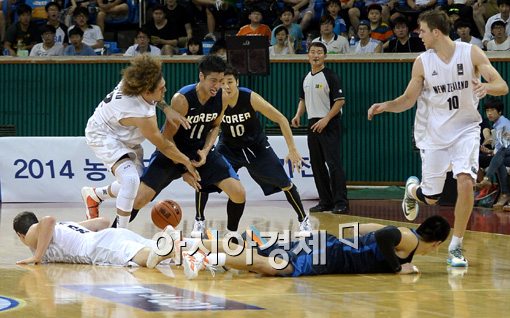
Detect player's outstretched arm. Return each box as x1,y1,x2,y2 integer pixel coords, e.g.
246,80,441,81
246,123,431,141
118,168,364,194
471,45,509,97
78,217,111,232
17,216,56,265
251,92,303,172
157,100,191,130
368,57,424,120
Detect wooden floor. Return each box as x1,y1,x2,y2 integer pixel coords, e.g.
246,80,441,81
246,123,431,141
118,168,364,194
1,199,510,317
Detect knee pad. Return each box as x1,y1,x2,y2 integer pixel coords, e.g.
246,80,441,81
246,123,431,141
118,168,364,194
115,161,140,212
416,187,440,205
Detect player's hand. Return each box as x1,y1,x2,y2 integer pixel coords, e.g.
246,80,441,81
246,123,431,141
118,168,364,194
285,148,303,173
182,171,201,191
291,116,300,128
398,263,419,275
164,108,190,130
310,117,329,133
367,102,387,120
16,256,42,265
472,78,487,99
184,163,201,181
192,149,207,167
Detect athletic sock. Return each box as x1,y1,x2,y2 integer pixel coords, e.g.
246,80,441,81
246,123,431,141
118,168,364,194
195,192,209,221
117,215,130,228
226,200,245,232
284,184,306,222
449,235,463,252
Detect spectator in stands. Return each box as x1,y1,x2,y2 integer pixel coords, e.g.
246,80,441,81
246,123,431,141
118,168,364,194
271,6,303,53
30,24,64,56
482,0,510,48
68,7,104,50
165,0,193,47
348,0,395,33
144,4,179,55
237,7,271,40
454,20,483,48
487,20,510,50
44,2,68,46
63,26,95,55
183,37,203,55
327,0,348,37
24,0,51,25
384,16,425,52
270,25,295,55
354,19,382,53
96,0,129,34
474,0,502,38
447,6,461,40
478,98,510,209
243,0,278,26
312,15,349,54
209,38,226,59
366,4,393,44
67,1,98,26
187,0,216,41
290,0,319,33
124,28,161,56
4,4,40,56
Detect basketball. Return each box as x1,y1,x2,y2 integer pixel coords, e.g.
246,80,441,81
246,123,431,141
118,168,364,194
151,200,182,229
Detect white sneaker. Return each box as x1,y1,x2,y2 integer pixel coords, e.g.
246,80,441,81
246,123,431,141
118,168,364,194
182,251,216,280
447,247,468,267
191,220,206,238
215,0,223,10
81,187,102,220
296,216,312,237
402,176,420,221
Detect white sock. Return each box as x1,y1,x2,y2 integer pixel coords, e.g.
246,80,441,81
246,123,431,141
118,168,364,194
449,235,463,251
117,215,130,228
95,186,111,201
208,253,226,266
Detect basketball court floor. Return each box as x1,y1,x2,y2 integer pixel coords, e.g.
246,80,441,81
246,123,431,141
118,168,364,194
1,199,510,317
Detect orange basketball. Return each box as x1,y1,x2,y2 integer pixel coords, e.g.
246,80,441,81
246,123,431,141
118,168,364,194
151,200,182,229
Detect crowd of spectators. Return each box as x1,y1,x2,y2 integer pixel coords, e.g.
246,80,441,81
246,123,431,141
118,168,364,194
1,0,509,56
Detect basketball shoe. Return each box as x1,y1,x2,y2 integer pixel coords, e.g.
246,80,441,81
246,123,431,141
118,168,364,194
182,251,217,280
81,187,102,219
402,176,420,221
191,219,206,238
447,246,468,267
296,216,312,237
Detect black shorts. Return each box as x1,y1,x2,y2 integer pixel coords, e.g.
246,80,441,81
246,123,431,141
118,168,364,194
217,139,291,195
141,147,239,196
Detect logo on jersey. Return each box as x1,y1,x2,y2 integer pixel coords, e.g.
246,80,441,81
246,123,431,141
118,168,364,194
315,84,323,89
432,70,438,76
432,81,469,94
222,112,251,124
457,64,464,75
187,112,218,123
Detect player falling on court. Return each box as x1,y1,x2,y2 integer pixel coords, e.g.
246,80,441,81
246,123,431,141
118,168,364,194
368,9,508,267
174,215,451,279
81,55,199,228
13,211,175,268
191,66,312,237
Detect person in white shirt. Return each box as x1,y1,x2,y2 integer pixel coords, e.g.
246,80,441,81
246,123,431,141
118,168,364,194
124,28,161,57
312,15,349,54
269,25,295,56
368,10,508,268
487,20,510,50
30,25,64,56
454,20,483,48
354,19,382,53
481,0,510,48
68,7,104,50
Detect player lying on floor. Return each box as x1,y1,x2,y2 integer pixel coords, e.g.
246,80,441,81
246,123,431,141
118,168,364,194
175,215,451,279
13,211,173,268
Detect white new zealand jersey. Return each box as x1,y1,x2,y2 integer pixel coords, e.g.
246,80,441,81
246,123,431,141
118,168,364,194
414,42,481,149
40,222,155,265
85,82,156,149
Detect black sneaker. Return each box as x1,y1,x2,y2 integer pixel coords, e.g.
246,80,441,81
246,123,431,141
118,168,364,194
332,205,349,214
309,204,332,213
